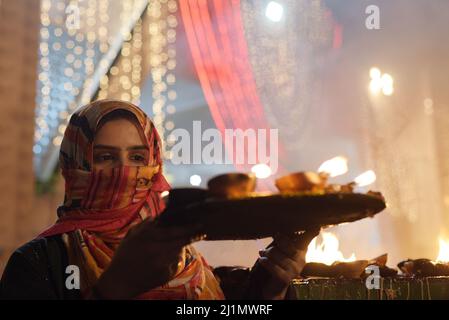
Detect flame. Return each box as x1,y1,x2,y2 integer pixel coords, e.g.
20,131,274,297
436,238,449,263
306,232,356,265
318,156,348,178
251,163,272,179
354,170,376,187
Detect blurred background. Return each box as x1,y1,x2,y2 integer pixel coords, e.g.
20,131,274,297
1,0,449,273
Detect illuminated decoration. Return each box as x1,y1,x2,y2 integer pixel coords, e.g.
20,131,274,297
148,0,178,160
34,0,158,180
189,174,202,186
364,65,442,226
35,0,52,158
179,0,284,186
240,0,333,159
130,18,143,104
265,1,284,22
98,0,109,54
96,0,178,161
369,67,394,96
96,0,143,102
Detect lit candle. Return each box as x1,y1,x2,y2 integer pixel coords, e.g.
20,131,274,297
318,156,348,178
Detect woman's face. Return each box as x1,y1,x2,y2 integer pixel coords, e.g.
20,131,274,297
93,118,149,170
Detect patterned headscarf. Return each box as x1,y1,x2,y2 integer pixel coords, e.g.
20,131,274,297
39,100,224,300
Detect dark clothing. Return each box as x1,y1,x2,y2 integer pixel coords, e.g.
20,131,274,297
0,236,81,300
0,236,261,300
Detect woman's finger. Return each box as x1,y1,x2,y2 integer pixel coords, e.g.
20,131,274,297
261,247,302,276
258,257,292,285
275,228,320,250
272,236,301,259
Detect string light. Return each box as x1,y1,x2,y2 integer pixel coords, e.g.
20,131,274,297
148,0,178,160
98,0,109,53
265,1,284,22
189,175,202,186
130,18,143,104
369,67,394,96
35,0,52,156
35,0,176,178
80,0,97,104
35,0,114,174
97,0,137,100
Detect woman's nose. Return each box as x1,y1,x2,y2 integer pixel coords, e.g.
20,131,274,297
118,153,129,167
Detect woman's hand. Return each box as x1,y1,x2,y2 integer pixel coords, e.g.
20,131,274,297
93,220,205,299
258,228,320,300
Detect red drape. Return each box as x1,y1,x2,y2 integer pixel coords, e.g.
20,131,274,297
325,9,343,49
180,0,285,184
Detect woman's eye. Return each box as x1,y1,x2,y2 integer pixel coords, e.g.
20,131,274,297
129,154,146,162
95,153,115,162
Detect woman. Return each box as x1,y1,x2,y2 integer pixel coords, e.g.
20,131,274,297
0,100,318,300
